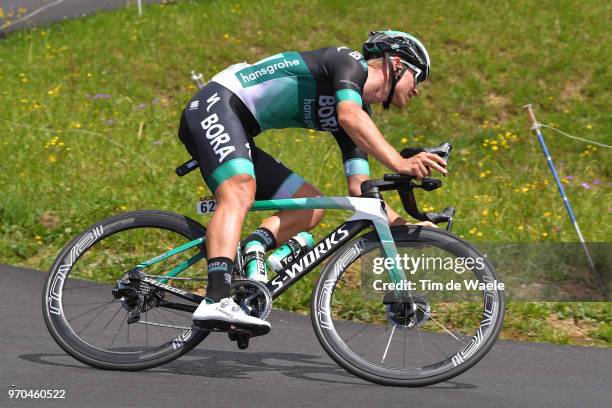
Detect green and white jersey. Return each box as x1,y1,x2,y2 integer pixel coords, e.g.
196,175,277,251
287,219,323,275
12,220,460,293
211,47,370,132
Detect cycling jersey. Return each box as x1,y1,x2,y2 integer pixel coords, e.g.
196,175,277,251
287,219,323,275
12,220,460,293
211,47,369,132
178,46,371,196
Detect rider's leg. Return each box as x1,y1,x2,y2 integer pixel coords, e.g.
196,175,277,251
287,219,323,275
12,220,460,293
204,174,256,301
194,174,270,335
259,182,325,245
178,81,270,334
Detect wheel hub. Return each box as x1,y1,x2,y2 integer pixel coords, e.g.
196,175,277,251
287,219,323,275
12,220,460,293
383,292,430,328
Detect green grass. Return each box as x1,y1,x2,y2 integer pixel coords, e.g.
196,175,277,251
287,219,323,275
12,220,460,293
0,0,610,346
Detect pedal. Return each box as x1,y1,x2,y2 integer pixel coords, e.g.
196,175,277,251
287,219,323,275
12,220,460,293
228,327,252,350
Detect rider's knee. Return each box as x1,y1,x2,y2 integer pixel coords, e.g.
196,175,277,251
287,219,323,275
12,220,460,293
294,182,326,225
216,174,256,212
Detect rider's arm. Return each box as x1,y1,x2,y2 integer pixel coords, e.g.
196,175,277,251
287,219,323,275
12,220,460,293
337,102,447,178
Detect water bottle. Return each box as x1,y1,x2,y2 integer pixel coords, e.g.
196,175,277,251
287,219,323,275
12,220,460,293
268,232,315,273
244,241,267,282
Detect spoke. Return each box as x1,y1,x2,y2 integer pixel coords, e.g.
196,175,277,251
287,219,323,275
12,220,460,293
110,312,128,348
68,300,116,321
64,300,118,306
432,340,452,360
76,300,115,335
416,328,426,366
403,329,407,369
102,302,124,331
153,307,182,329
63,282,111,291
128,229,133,270
381,324,397,363
417,304,461,342
99,246,128,277
343,323,371,345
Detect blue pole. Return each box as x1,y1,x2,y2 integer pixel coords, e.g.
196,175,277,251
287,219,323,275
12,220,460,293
524,104,596,271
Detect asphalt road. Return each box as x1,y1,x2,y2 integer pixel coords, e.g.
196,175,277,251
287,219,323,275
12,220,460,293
0,0,159,35
1,263,611,408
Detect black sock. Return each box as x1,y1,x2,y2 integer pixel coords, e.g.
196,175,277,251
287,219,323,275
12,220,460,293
205,256,233,302
243,227,277,252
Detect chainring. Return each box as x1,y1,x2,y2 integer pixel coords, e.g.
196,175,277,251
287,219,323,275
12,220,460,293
231,279,272,321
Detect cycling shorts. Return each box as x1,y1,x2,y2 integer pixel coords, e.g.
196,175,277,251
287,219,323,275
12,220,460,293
178,81,305,200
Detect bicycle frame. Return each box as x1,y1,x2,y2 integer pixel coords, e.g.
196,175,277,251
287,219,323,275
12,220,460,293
134,196,406,301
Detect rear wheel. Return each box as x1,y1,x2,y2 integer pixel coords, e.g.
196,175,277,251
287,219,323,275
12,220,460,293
42,210,210,371
311,225,505,386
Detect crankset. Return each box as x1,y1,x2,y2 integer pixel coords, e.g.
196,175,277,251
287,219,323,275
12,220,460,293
225,280,273,350
230,279,272,320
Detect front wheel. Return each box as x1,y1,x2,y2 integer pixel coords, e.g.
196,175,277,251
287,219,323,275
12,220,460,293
311,225,505,387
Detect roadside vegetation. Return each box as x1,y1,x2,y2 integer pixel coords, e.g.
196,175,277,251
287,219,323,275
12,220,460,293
0,0,609,346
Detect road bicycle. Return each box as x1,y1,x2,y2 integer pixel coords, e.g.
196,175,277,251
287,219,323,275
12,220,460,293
43,142,505,387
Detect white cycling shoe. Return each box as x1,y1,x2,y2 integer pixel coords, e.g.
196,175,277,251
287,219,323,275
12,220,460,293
192,297,271,336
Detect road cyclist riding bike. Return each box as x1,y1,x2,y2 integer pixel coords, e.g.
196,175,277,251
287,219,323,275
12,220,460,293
179,30,447,335
43,30,505,386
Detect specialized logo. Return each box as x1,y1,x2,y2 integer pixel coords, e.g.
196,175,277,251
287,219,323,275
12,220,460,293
349,50,364,61
270,226,350,292
189,100,200,111
142,276,189,296
200,93,235,163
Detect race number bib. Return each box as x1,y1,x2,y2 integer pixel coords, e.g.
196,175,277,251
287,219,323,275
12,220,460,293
196,198,217,214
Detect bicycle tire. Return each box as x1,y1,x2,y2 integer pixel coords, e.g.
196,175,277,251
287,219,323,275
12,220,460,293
42,210,210,371
311,225,505,386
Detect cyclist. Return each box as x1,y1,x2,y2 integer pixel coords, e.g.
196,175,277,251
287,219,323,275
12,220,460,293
177,30,447,336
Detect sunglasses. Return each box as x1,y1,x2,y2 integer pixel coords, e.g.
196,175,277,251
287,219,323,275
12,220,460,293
398,58,423,85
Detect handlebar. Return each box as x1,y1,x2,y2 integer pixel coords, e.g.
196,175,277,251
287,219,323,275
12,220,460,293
361,142,455,230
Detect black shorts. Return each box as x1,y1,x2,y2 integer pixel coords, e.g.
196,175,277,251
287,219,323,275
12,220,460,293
178,81,306,200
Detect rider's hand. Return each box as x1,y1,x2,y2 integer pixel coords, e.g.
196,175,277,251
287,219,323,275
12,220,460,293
395,152,447,179
415,221,437,228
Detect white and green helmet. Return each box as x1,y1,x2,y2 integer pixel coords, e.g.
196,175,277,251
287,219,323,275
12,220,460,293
363,30,431,83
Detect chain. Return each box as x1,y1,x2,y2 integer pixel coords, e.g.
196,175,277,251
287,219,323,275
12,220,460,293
135,320,192,330
143,275,207,281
